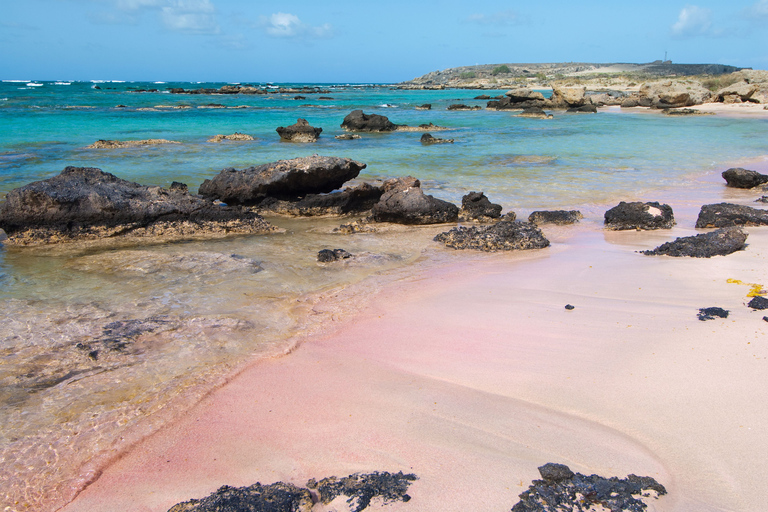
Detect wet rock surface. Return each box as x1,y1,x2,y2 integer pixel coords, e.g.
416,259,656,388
459,191,503,221
519,107,553,119
198,156,366,205
86,138,180,149
642,227,748,257
370,177,458,225
317,248,353,262
168,472,417,512
511,463,667,512
695,202,768,228
698,307,730,321
434,219,550,251
528,210,583,225
0,167,275,246
276,118,323,142
420,133,454,144
447,103,482,110
604,201,675,230
257,183,384,217
341,110,397,132
721,167,768,189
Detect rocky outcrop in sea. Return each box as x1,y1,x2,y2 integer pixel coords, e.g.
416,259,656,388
721,167,768,189
604,201,675,230
459,191,503,221
276,118,323,142
370,177,459,224
341,110,398,132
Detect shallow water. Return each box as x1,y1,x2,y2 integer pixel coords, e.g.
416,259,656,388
1,81,768,511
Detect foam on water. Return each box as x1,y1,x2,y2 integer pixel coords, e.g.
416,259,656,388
1,81,768,511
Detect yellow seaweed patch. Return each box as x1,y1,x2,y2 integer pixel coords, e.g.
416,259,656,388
727,278,766,297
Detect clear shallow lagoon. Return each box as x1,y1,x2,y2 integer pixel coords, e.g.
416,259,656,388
1,81,767,511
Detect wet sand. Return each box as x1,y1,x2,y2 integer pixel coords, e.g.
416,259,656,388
59,176,768,511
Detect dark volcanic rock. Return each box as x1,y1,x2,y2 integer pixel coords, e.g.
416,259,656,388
566,104,598,113
415,104,432,110
371,178,458,224
459,191,502,221
447,103,482,111
276,118,322,142
604,201,675,230
317,248,352,262
642,227,748,257
0,166,274,246
307,471,418,512
512,463,666,512
748,296,768,310
695,202,768,228
335,134,361,140
698,307,729,321
528,210,583,225
434,219,550,251
518,107,553,119
341,110,397,132
722,168,768,189
257,182,384,216
420,133,454,144
198,156,366,206
167,482,313,512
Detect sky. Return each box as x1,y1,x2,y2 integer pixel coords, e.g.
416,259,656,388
1,0,767,83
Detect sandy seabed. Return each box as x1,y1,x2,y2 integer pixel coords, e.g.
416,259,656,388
57,106,768,512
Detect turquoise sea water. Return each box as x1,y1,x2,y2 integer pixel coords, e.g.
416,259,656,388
1,80,768,511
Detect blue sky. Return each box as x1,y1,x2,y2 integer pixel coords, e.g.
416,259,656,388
2,0,767,82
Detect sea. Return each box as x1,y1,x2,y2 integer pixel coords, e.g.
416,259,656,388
1,80,767,511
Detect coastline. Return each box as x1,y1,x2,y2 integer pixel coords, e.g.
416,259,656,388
57,158,768,512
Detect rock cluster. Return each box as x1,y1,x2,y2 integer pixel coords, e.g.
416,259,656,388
512,463,667,512
0,166,275,246
642,227,748,257
276,118,323,142
604,201,675,230
434,219,550,251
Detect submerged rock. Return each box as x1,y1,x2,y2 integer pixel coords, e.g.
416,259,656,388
317,248,352,262
604,201,675,230
168,482,313,512
511,463,667,512
528,210,583,225
276,118,323,142
459,191,503,221
695,202,768,228
0,166,275,246
420,133,454,144
257,182,384,216
370,177,458,225
198,156,366,205
434,219,550,251
642,227,748,257
86,138,180,149
698,307,730,321
722,168,768,189
207,132,255,143
519,107,553,119
341,110,397,132
335,134,361,140
447,103,482,111
415,104,432,110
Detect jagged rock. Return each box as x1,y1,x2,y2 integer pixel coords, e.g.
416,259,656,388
511,463,666,512
257,183,384,216
207,132,255,143
639,80,712,109
335,134,361,140
447,104,482,111
722,168,768,189
371,178,458,224
434,219,550,251
420,133,454,144
198,156,366,205
317,248,352,262
276,118,323,142
695,202,768,228
86,138,180,149
415,104,432,110
698,307,729,321
459,191,502,221
341,110,397,132
307,472,418,512
550,86,588,108
604,201,675,230
748,296,768,310
528,210,583,225
0,167,275,246
642,227,748,257
168,482,313,512
566,103,598,113
519,107,553,119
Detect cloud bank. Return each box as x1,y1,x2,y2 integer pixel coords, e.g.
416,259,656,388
259,12,333,39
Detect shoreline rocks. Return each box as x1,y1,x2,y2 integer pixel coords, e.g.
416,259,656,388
642,227,748,257
276,118,322,142
696,202,768,228
604,201,675,230
722,167,768,189
198,156,366,206
459,191,502,221
528,210,583,225
0,166,275,246
371,177,458,225
434,219,550,251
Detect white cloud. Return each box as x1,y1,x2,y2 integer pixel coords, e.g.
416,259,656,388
466,10,520,26
746,0,768,16
671,5,713,37
260,12,333,39
89,0,220,33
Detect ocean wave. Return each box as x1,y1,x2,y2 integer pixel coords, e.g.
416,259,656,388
2,79,30,83
55,82,72,86
154,81,166,84
26,82,44,87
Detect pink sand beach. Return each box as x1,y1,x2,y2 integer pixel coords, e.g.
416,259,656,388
59,154,768,512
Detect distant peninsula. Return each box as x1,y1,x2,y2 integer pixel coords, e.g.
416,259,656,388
398,61,748,90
